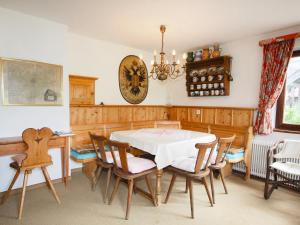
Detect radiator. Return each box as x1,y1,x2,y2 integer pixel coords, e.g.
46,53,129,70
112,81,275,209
233,142,270,178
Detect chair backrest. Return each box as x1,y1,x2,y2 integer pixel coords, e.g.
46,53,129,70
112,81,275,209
107,140,131,173
274,140,300,160
194,139,218,174
21,127,53,168
213,135,236,164
89,133,109,163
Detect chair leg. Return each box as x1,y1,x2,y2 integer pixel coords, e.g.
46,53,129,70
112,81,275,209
41,167,61,204
188,178,194,219
104,168,112,203
18,170,29,220
202,177,213,207
209,170,215,204
1,170,20,204
145,175,157,206
220,169,228,194
264,167,272,200
109,176,121,205
164,173,177,204
125,179,134,220
92,166,102,191
274,169,278,189
185,177,188,193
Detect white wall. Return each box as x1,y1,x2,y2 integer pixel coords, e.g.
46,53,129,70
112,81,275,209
0,8,169,191
0,7,69,192
67,33,168,105
167,25,300,108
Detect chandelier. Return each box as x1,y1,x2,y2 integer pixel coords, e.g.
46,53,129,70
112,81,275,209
149,25,187,81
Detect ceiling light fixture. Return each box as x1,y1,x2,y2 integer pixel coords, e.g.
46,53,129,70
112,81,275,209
149,25,187,81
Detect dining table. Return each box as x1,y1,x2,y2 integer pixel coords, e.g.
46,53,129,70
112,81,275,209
110,128,216,205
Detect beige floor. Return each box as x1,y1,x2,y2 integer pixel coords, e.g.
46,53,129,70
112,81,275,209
0,171,299,225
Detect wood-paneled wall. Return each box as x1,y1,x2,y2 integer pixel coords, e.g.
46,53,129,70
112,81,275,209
169,106,255,148
70,105,255,149
70,105,169,126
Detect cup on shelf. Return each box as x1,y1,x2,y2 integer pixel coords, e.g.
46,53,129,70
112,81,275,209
208,75,214,82
200,91,204,96
204,91,210,96
217,74,224,81
215,90,220,95
208,83,213,89
201,76,206,82
190,91,195,96
190,84,194,90
202,83,207,89
220,90,225,95
195,91,200,96
193,77,198,82
211,90,215,95
197,84,201,89
220,82,224,88
214,83,219,88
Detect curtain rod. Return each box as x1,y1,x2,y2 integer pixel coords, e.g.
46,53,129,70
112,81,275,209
259,32,300,46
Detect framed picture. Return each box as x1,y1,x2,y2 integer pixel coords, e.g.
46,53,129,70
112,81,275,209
118,55,148,104
1,58,63,106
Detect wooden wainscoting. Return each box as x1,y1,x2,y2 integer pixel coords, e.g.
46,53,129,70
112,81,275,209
70,104,256,179
70,105,170,147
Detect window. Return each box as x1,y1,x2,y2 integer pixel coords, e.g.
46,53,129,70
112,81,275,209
276,50,300,132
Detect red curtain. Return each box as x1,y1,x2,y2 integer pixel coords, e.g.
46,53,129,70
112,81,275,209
254,39,295,135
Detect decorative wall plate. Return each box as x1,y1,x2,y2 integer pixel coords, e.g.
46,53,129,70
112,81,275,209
119,55,148,104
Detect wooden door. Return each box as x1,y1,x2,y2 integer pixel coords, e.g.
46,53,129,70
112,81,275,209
69,75,98,105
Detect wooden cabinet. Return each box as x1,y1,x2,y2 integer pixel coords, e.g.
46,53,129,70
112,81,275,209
186,56,232,97
69,75,98,105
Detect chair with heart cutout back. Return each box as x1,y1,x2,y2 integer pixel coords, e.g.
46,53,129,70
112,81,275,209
1,127,61,219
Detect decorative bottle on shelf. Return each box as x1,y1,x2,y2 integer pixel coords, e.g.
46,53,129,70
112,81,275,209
193,50,202,62
186,52,194,63
211,44,221,58
201,48,210,60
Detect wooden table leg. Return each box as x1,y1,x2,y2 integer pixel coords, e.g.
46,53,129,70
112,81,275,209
65,136,70,187
156,169,163,206
61,136,70,188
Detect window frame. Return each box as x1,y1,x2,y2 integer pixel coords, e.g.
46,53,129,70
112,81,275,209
275,50,300,132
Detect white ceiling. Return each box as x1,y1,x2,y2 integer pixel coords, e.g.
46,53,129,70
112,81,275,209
1,0,300,52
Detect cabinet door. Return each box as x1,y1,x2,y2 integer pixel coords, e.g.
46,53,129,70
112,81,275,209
69,76,96,105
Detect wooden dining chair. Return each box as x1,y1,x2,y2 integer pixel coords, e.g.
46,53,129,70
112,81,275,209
107,140,157,220
89,133,135,202
164,139,218,218
209,135,236,204
1,127,61,220
184,125,212,193
264,140,300,199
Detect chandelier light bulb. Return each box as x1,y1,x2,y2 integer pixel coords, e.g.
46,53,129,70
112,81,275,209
172,50,176,56
183,53,187,60
151,59,154,65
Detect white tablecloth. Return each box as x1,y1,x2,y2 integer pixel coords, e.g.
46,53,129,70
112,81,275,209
110,128,216,169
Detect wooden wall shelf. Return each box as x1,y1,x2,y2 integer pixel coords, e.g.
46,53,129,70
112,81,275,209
186,56,232,97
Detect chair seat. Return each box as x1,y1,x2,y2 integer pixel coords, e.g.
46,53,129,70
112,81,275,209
116,157,156,174
11,154,27,166
270,161,300,176
98,151,134,164
174,148,216,172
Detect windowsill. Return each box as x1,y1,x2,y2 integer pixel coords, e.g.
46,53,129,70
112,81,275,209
273,128,300,135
